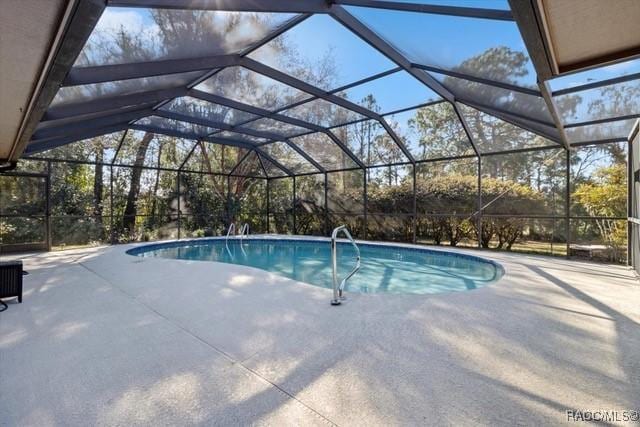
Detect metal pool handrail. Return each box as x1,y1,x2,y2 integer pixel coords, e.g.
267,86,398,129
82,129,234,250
225,223,235,257
239,223,249,244
331,225,361,306
239,223,249,256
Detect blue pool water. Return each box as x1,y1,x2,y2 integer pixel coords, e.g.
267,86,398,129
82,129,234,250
127,238,503,295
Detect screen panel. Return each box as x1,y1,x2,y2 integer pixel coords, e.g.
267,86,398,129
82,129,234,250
482,148,566,216
195,67,312,111
333,120,408,166
345,5,537,89
249,14,396,91
387,103,473,160
295,173,326,236
76,8,297,67
570,142,626,218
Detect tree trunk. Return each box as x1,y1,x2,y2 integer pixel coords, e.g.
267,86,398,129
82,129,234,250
150,144,163,225
122,132,153,237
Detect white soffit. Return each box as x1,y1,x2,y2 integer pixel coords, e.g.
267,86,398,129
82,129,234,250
0,0,67,159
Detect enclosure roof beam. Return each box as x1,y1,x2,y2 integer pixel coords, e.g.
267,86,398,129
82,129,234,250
240,57,388,119
334,0,513,21
227,149,254,177
323,130,367,169
43,87,188,121
551,71,640,97
177,140,200,171
456,98,561,144
507,0,555,81
255,151,270,178
188,89,321,132
33,107,154,140
455,97,557,129
563,113,640,129
25,124,128,154
379,118,415,163
202,136,294,176
452,103,480,157
410,63,542,97
329,67,402,94
243,146,294,176
63,55,240,86
201,134,292,177
111,129,129,166
571,137,628,147
129,124,216,144
240,13,312,57
382,99,446,117
280,140,327,173
107,0,332,13
155,109,284,144
538,80,570,150
507,0,594,150
36,103,156,131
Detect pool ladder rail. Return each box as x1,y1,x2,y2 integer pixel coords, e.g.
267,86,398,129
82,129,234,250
331,225,361,306
239,223,250,244
225,223,249,257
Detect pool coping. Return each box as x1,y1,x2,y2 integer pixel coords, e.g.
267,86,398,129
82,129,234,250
122,234,508,297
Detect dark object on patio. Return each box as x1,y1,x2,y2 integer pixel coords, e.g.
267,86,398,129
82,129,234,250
0,260,23,311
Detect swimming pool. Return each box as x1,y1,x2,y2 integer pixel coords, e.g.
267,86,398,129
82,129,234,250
127,238,504,295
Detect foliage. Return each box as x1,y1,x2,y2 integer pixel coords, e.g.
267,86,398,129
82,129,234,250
573,165,626,218
573,165,626,260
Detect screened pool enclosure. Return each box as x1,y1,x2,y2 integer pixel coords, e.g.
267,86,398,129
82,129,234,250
0,0,635,264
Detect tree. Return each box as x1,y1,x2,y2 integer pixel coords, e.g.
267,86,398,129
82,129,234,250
411,102,470,159
122,132,154,235
573,164,626,260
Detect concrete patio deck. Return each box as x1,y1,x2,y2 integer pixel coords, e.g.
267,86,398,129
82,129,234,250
1,237,639,426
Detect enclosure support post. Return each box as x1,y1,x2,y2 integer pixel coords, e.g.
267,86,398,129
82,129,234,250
324,173,329,236
292,176,297,235
565,149,571,259
110,164,114,245
46,161,52,251
627,131,634,266
177,171,181,239
412,164,417,244
266,178,270,233
363,170,368,240
226,175,231,227
477,156,482,248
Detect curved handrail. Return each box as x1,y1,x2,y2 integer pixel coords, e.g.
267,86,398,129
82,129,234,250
239,223,249,244
330,225,361,306
225,223,235,257
239,223,249,256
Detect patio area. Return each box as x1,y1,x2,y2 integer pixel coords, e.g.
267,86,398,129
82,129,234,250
3,1,640,425
2,241,639,426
